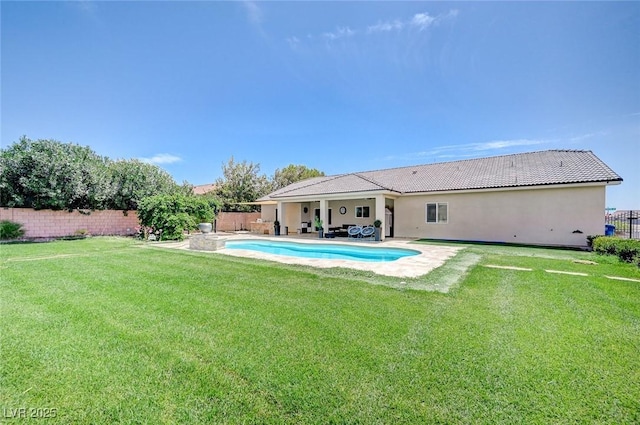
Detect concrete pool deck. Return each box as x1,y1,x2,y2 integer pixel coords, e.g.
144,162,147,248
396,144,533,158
156,233,463,278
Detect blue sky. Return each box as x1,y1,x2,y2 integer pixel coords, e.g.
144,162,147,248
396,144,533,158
2,1,639,209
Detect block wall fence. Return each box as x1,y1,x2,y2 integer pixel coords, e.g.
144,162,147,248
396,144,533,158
0,208,260,238
215,212,261,232
0,208,139,238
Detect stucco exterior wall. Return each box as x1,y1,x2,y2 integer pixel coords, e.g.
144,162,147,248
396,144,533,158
394,185,606,247
0,208,139,238
261,204,277,223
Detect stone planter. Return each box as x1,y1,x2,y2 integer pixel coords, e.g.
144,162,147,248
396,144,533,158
190,234,225,251
198,223,212,233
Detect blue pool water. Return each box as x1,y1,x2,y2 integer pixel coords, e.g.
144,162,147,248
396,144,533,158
225,240,420,262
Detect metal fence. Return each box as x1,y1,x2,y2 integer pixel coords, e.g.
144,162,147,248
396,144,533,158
605,210,640,239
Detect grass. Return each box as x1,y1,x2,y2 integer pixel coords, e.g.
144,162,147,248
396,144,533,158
1,237,639,424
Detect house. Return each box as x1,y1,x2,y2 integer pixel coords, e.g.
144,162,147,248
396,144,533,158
256,150,622,247
193,183,216,195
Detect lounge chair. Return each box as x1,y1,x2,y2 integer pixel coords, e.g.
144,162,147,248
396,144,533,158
347,225,362,239
360,226,375,240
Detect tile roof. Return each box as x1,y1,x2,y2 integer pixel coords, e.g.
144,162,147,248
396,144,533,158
260,150,622,200
193,183,216,195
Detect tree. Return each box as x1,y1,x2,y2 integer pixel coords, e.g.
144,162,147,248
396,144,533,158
0,137,112,210
271,164,325,190
107,159,179,211
214,157,270,212
0,137,189,211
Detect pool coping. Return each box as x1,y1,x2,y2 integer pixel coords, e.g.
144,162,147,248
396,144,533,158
157,234,463,278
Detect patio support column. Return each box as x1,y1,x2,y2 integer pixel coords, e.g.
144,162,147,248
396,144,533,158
375,194,385,241
319,199,328,236
277,201,286,234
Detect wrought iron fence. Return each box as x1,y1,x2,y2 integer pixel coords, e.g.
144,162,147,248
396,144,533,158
605,210,640,239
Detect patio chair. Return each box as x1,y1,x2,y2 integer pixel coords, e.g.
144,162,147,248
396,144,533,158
360,225,375,240
347,225,362,239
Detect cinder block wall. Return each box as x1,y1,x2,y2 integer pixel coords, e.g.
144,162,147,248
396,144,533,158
0,208,139,238
215,212,260,232
0,208,263,238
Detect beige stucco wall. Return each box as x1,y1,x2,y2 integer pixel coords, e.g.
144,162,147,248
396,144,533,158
394,185,606,246
262,204,276,223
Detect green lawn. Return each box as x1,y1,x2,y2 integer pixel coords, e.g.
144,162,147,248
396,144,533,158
1,237,639,424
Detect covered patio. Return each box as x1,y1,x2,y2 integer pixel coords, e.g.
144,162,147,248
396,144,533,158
257,194,397,241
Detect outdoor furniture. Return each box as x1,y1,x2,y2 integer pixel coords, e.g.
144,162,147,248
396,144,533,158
360,226,375,240
329,224,356,237
347,226,362,239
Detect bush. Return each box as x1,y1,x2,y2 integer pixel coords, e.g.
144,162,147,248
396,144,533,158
137,194,215,241
617,239,640,263
0,220,25,240
586,234,602,249
592,236,619,255
592,236,640,266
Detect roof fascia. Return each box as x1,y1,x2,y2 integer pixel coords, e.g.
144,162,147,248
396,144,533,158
402,180,619,197
269,190,399,202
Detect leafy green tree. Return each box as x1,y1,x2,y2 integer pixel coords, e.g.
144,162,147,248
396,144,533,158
137,194,215,241
271,164,325,190
107,159,179,210
0,137,112,210
214,157,270,212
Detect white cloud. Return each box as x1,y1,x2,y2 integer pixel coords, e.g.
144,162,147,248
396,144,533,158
288,10,459,48
411,13,436,31
384,139,549,161
447,9,460,19
411,10,459,31
469,139,548,151
286,36,300,49
569,132,602,142
242,1,262,25
139,153,182,165
367,19,404,33
323,26,356,41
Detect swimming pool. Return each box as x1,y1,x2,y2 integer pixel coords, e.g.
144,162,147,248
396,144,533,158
225,240,420,262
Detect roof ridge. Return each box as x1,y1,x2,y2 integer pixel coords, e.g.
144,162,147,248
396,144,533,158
272,173,349,196
348,149,592,177
352,172,397,192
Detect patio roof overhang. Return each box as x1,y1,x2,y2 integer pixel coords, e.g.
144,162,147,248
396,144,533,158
265,190,400,203
235,201,278,205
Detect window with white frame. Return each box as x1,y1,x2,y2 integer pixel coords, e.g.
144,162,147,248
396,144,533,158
355,206,370,218
426,203,448,223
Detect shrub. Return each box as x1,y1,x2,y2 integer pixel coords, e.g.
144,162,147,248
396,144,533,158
0,220,25,240
616,239,640,263
592,236,640,266
137,194,215,241
592,236,619,255
586,235,602,249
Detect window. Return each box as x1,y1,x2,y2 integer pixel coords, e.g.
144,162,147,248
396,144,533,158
355,206,370,218
426,203,448,224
